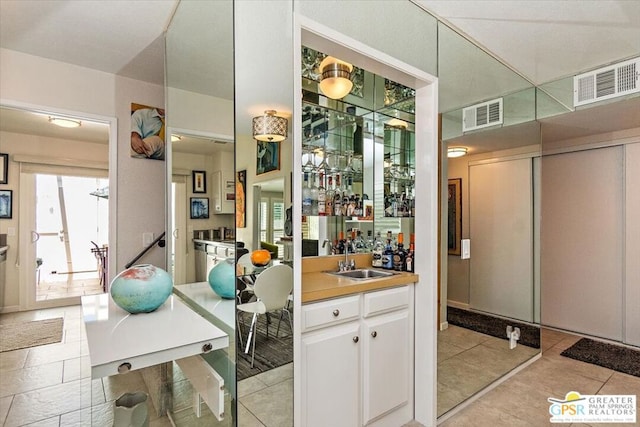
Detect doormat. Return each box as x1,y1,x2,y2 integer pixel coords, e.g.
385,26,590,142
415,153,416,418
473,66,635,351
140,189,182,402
237,312,292,381
0,317,64,352
447,306,541,349
561,338,640,378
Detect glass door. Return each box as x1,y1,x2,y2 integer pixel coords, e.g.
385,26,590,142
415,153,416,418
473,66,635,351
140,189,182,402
30,173,108,305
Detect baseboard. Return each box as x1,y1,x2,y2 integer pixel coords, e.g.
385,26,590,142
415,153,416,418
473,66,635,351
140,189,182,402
0,305,20,313
439,321,449,331
446,300,469,310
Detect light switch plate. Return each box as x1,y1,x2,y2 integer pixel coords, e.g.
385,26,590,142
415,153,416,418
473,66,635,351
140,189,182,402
143,232,154,247
461,239,470,259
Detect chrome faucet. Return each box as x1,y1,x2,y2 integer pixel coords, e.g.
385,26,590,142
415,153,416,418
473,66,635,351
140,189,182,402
338,239,356,271
322,239,333,256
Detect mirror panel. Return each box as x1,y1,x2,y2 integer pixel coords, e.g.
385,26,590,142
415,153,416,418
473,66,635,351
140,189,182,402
166,0,236,425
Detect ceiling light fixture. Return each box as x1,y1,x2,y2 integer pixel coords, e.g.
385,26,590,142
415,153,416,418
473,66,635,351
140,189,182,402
318,56,353,99
171,134,182,142
387,118,408,129
447,147,468,158
252,110,288,142
49,116,81,128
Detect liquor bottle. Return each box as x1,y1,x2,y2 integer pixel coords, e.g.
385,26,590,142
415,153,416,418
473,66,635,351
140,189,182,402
302,172,312,215
354,230,367,253
346,177,356,216
317,172,326,216
334,174,342,216
325,175,334,216
372,232,384,267
310,174,319,215
341,176,350,216
382,236,394,270
406,233,415,272
336,231,345,254
366,230,374,252
393,232,407,271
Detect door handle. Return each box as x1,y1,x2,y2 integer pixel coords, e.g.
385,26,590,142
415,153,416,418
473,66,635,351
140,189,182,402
31,231,40,243
173,229,179,239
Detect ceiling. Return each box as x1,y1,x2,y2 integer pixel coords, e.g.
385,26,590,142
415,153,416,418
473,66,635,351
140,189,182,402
1,0,638,152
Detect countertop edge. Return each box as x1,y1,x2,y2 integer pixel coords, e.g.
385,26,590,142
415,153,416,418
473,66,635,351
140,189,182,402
302,271,418,304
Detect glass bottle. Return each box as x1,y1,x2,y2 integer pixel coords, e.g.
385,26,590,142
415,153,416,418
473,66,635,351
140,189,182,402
406,233,415,273
302,172,312,215
310,173,319,215
317,172,326,216
393,232,407,271
372,232,384,267
336,231,345,254
325,175,334,216
382,235,394,270
333,174,342,216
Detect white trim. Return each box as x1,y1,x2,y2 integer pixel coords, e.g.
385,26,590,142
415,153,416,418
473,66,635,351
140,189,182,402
446,300,469,310
1,99,117,308
294,14,439,427
12,154,108,171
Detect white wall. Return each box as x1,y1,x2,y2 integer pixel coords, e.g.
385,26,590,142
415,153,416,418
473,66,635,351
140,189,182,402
624,142,640,346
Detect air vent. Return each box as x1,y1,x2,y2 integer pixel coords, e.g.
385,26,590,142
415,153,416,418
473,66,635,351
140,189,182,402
462,98,503,132
574,57,640,107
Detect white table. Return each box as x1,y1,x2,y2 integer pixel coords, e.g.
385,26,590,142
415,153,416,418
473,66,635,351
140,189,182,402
173,282,235,335
81,293,229,379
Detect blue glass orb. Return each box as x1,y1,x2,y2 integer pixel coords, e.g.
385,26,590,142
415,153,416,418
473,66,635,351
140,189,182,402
208,258,236,299
110,264,173,314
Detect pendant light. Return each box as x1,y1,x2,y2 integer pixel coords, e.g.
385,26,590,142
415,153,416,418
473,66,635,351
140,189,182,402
318,56,353,99
252,110,288,142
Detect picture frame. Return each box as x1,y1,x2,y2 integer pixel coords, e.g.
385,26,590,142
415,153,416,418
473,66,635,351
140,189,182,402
0,189,12,219
0,153,8,184
190,197,209,219
448,178,462,255
256,141,280,175
192,170,206,193
236,170,246,228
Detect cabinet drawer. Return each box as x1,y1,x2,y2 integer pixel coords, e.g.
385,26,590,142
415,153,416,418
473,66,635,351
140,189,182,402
302,295,360,332
363,286,409,318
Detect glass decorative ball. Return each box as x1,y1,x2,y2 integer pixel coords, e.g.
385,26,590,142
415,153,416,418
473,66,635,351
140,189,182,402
208,258,236,299
110,264,173,314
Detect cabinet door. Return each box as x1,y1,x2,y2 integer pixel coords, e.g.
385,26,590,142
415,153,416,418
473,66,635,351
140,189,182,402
362,310,410,425
301,321,361,427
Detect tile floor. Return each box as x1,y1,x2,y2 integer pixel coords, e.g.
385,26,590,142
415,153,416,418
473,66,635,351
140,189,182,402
1,306,638,426
36,277,103,302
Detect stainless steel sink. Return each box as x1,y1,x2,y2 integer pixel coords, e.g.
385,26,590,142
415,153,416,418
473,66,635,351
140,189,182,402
326,268,396,280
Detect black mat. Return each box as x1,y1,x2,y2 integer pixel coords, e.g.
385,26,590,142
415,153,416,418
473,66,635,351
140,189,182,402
561,338,640,378
237,311,293,381
447,306,540,349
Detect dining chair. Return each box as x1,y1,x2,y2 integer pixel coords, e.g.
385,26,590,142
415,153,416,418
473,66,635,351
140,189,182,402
236,264,293,367
236,253,257,304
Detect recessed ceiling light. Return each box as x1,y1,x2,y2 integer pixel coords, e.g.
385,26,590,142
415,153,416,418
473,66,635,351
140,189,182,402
171,134,181,142
447,147,468,158
49,116,81,128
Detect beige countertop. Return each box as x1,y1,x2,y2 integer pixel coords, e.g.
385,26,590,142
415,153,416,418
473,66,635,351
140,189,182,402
301,254,419,303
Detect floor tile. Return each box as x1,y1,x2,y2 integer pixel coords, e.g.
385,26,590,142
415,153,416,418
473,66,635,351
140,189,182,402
437,340,467,362
22,416,60,426
440,400,534,427
0,348,29,372
253,362,292,386
101,371,149,401
0,395,13,425
0,361,63,398
24,341,88,367
63,356,90,382
238,403,266,427
238,375,268,398
543,345,614,382
240,378,293,427
438,325,493,350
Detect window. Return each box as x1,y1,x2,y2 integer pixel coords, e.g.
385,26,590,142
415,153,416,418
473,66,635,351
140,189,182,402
259,196,284,258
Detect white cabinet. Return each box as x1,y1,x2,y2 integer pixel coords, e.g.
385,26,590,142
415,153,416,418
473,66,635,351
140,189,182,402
212,170,234,214
301,285,413,427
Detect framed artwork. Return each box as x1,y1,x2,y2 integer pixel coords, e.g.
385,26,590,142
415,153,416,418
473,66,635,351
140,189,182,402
192,170,206,193
0,190,12,219
190,197,209,219
256,141,280,175
448,178,462,255
0,153,8,184
236,170,246,228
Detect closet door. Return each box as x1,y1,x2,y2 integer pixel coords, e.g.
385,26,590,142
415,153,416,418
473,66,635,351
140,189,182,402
541,146,623,340
469,158,534,322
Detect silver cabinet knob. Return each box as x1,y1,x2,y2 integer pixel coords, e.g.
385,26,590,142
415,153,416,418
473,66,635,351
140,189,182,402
352,336,359,343
333,309,340,317
118,362,131,374
202,343,213,353
371,331,377,338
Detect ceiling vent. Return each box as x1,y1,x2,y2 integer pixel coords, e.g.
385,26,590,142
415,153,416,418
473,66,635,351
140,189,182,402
462,98,503,132
574,57,639,107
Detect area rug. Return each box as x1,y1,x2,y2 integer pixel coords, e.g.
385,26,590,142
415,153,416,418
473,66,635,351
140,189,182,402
0,317,64,352
447,306,541,349
237,312,292,380
561,338,640,378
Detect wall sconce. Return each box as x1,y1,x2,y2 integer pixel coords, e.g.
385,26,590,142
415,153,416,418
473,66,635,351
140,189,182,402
447,147,468,158
49,116,81,128
318,56,353,99
252,110,288,142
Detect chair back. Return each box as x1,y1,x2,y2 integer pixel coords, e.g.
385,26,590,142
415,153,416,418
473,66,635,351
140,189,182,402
237,253,255,274
253,264,293,311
